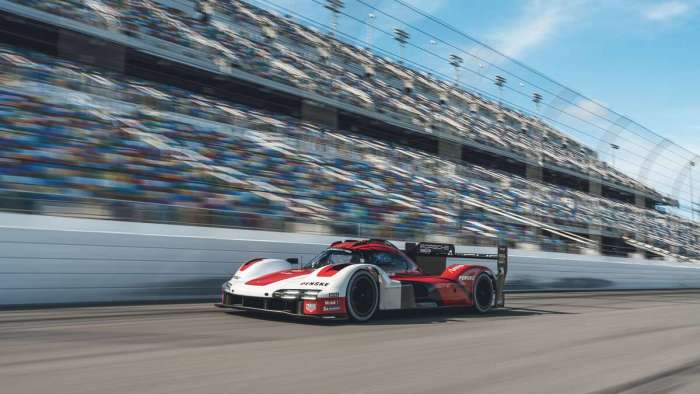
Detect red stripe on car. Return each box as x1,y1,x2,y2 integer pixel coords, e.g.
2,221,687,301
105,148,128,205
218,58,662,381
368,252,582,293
239,258,263,272
317,263,352,277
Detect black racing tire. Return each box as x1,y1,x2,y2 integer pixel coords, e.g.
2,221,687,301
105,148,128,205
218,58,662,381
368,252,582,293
346,270,379,322
473,273,495,313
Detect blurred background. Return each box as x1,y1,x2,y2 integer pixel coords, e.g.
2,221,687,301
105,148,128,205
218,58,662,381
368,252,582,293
0,0,698,263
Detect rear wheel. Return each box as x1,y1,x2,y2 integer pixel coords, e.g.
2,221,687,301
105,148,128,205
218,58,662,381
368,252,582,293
473,273,495,313
346,271,379,322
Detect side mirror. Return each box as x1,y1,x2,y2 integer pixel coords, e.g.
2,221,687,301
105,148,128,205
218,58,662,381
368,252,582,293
286,258,299,265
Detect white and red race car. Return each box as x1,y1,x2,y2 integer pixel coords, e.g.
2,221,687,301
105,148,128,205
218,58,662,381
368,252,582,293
216,239,508,321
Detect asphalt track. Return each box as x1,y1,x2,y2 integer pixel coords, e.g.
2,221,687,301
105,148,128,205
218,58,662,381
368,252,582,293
3,291,700,394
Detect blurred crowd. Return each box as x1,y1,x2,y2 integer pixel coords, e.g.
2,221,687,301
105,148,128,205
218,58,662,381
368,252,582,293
7,0,664,201
1,43,698,258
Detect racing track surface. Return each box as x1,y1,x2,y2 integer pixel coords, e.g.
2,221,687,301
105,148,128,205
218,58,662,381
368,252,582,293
3,291,700,394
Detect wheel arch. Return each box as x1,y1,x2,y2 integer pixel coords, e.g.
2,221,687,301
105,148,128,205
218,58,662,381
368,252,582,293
345,268,382,322
314,263,388,297
473,271,497,312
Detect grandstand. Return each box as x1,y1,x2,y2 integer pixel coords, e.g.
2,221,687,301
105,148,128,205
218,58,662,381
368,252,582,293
0,0,698,260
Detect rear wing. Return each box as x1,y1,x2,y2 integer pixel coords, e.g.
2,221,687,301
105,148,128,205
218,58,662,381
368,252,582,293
405,242,508,307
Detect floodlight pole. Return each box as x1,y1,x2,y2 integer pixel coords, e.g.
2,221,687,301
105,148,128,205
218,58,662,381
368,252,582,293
393,28,410,63
449,54,463,114
366,13,375,49
610,143,620,168
532,92,543,166
325,0,344,39
690,160,696,221
494,75,506,108
449,54,463,87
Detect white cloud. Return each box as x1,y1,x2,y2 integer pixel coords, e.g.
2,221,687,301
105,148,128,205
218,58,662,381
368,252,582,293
487,0,584,59
643,1,691,21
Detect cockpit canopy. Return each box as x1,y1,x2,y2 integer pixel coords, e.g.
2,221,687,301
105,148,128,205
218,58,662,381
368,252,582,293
302,241,421,274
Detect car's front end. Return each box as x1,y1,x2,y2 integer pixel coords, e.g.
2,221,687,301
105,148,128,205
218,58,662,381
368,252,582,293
218,281,348,319
216,257,350,319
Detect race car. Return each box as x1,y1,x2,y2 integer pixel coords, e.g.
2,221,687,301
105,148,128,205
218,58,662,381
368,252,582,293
216,239,508,321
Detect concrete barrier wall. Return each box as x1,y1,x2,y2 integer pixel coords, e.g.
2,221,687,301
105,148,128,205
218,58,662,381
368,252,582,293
1,212,699,307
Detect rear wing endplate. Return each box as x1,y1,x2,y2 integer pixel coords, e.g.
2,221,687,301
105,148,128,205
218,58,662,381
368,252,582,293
405,242,508,307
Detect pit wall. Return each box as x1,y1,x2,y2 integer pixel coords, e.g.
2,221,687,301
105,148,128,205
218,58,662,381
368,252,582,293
1,212,699,307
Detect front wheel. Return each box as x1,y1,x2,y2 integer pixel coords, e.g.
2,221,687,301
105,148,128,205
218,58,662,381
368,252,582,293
346,270,379,322
473,273,495,313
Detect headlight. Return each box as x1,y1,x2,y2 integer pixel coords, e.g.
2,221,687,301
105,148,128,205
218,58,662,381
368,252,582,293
222,281,232,292
301,290,322,300
273,289,300,300
273,289,322,300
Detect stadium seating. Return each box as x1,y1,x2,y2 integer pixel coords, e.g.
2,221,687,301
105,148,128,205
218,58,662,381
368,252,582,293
1,43,698,258
4,0,661,199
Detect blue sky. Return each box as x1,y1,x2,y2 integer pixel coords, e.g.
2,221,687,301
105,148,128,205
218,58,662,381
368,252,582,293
250,0,699,210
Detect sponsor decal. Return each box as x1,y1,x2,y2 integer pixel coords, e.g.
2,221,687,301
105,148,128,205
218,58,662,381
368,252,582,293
459,275,475,281
419,243,455,256
299,281,330,286
304,302,317,313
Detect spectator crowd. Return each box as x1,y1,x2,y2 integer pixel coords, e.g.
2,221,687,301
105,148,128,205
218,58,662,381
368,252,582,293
7,0,666,200
1,43,698,258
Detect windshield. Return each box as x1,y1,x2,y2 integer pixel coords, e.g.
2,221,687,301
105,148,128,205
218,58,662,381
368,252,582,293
303,249,361,269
